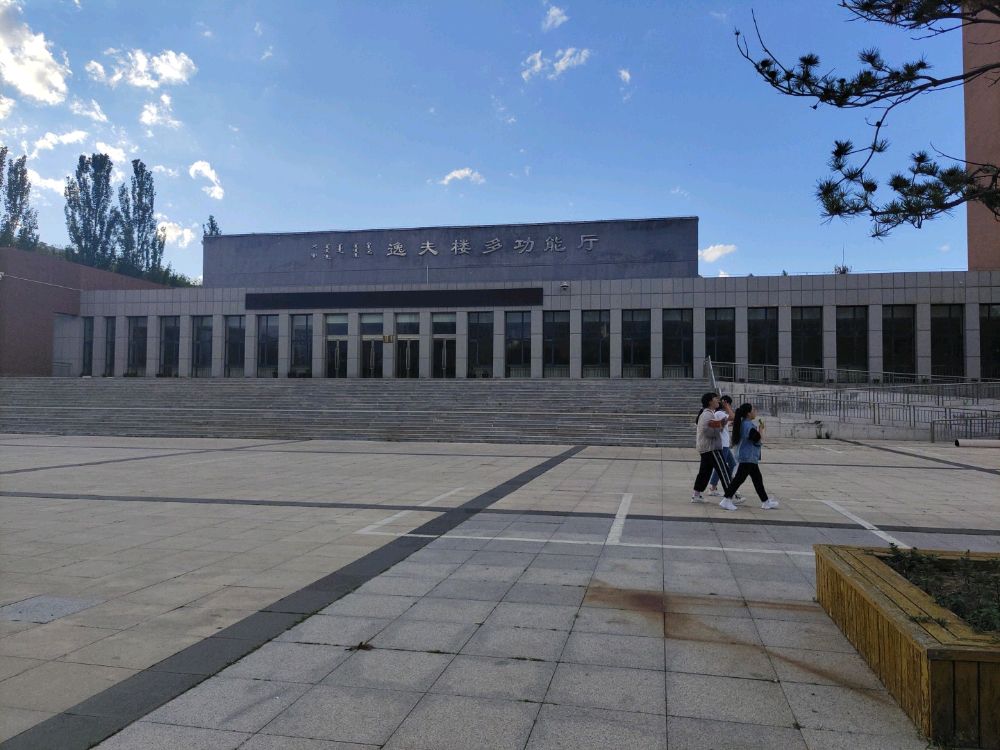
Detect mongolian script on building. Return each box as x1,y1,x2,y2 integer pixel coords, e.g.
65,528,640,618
310,234,600,262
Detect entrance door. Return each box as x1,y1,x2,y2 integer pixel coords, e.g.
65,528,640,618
396,339,419,378
361,339,383,378
326,339,347,378
433,339,456,378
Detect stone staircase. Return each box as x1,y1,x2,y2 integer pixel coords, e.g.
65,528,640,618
0,378,711,447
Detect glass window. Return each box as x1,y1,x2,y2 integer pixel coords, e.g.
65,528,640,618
432,313,456,336
931,304,964,378
395,312,419,336
256,314,278,378
103,317,116,377
836,306,869,376
705,307,735,364
325,313,348,337
505,311,531,378
622,309,650,377
360,313,383,336
81,317,93,376
225,315,245,377
467,311,493,378
290,314,312,377
791,306,823,372
192,316,212,378
882,305,915,377
159,316,180,377
662,308,693,377
543,310,570,378
981,304,1000,380
126,316,147,376
747,307,778,366
582,309,610,377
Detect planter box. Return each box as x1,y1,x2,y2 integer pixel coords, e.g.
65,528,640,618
815,545,1000,749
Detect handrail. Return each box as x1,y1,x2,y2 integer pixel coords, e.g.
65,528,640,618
703,356,717,393
930,416,1000,443
712,361,998,389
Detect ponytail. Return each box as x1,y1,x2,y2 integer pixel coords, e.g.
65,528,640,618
731,403,753,445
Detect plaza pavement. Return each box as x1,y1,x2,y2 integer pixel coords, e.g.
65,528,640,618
1,433,998,749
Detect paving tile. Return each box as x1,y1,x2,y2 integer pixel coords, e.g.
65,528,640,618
783,683,920,735
384,693,540,750
663,612,762,646
484,602,579,630
0,706,53,743
277,615,391,647
0,595,102,624
324,649,452,691
370,619,478,654
0,660,136,712
754,618,855,653
502,582,585,607
546,662,666,715
460,624,568,661
219,642,351,684
746,601,830,624
450,564,526,583
94,721,250,749
4,713,125,750
798,727,932,749
320,594,418,619
0,621,117,659
528,553,599,571
239,735,379,750
62,627,201,670
400,597,497,624
766,646,883,690
561,631,665,670
262,684,421,745
356,576,438,597
573,606,663,638
518,566,594,586
526,704,667,750
145,676,309,732
661,593,752,619
664,638,776,681
383,562,461,580
67,669,202,720
430,654,555,701
665,672,796,727
429,578,512,601
666,716,808,749
0,655,42,681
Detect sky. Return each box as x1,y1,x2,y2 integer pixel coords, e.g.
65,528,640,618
0,0,970,281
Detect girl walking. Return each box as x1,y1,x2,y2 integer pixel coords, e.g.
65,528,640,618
691,392,735,507
722,403,780,510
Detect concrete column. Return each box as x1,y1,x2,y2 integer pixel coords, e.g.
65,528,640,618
456,311,468,379
692,307,706,365
492,308,506,378
610,308,622,378
650,308,663,379
530,308,543,379
419,310,432,378
383,310,395,378
115,315,127,377
916,303,932,379
67,316,84,377
211,314,224,377
179,315,193,377
822,305,837,375
312,312,324,378
93,318,107,378
146,316,160,378
777,305,792,371
569,308,582,378
868,304,883,379
347,312,360,378
277,312,290,377
966,301,981,380
735,307,748,367
244,313,257,377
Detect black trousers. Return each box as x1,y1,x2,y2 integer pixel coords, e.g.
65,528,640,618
725,463,769,501
693,450,732,493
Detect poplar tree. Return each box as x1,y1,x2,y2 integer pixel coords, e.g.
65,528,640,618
116,159,162,274
0,148,40,251
64,153,119,269
203,214,221,237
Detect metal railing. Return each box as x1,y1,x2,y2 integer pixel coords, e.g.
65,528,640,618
733,379,1000,407
930,416,1000,443
702,357,717,392
713,361,993,389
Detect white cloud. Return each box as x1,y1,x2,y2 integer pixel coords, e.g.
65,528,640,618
140,93,181,129
189,160,224,199
92,48,196,89
0,1,70,104
261,45,273,61
709,10,729,23
521,51,545,81
549,47,590,78
253,21,263,36
939,243,951,253
698,243,737,263
196,22,213,38
542,5,568,31
27,167,64,194
618,68,631,84
491,95,516,125
96,140,127,163
670,186,690,198
0,94,13,119
228,124,239,132
438,167,485,186
152,164,179,177
70,98,108,123
156,215,199,248
29,129,87,159
717,269,731,277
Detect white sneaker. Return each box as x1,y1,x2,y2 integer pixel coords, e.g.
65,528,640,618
691,492,705,503
719,498,739,512
707,487,720,496
732,493,745,506
761,498,780,510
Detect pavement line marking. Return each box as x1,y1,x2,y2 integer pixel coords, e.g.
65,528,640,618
819,499,910,549
355,529,813,556
357,486,465,534
819,446,844,454
606,493,633,545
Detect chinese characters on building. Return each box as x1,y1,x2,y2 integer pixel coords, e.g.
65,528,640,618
311,234,600,261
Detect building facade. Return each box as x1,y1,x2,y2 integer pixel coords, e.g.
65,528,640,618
65,218,1000,383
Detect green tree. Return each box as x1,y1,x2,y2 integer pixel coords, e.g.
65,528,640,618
0,148,40,251
737,1,1000,237
64,153,120,269
203,214,221,237
116,159,162,275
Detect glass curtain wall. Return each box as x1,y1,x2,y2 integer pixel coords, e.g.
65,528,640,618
836,306,869,380
432,313,456,378
705,308,735,364
191,316,212,377
662,309,693,377
747,307,778,380
81,317,93,376
159,316,180,377
360,313,383,378
256,314,279,377
467,312,493,378
581,309,610,378
542,311,570,378
622,309,650,377
505,311,531,378
126,316,147,376
224,315,245,377
931,304,964,378
791,307,823,379
395,313,420,379
882,305,916,378
104,317,116,376
981,304,1000,379
289,314,312,377
325,314,348,378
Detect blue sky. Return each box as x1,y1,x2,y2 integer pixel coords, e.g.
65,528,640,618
0,0,968,280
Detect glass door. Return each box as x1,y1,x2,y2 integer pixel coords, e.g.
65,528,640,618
396,339,419,378
433,339,456,378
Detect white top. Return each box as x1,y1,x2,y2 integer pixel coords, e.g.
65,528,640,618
715,409,731,448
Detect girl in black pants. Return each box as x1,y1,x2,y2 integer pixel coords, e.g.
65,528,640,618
724,403,780,510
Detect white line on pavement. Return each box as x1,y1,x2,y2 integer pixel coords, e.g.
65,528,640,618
357,486,464,534
606,493,633,545
819,446,844,454
819,499,910,549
